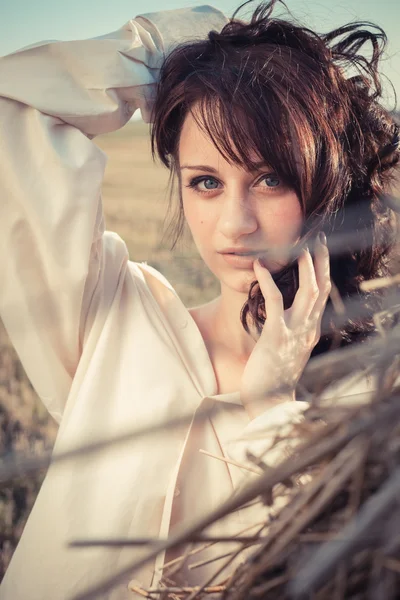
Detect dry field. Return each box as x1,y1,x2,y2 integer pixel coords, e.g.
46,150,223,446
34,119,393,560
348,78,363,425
0,120,219,579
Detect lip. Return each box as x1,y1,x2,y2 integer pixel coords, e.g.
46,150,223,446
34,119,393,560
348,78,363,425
218,247,259,255
219,252,257,269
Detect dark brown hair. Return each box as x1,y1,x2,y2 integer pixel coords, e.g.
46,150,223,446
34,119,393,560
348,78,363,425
150,0,400,356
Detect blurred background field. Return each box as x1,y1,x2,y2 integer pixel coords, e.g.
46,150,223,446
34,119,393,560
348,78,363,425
0,120,220,579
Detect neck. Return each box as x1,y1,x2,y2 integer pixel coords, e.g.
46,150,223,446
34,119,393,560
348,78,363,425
211,283,257,361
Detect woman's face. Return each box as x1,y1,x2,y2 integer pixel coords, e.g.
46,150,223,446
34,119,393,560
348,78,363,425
178,108,304,294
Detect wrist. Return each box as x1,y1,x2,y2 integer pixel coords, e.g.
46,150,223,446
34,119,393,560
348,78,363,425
135,6,228,59
242,389,296,421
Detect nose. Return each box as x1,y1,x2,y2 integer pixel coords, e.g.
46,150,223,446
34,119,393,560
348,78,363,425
217,191,258,240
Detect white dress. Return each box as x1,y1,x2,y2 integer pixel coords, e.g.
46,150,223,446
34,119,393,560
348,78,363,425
0,6,375,599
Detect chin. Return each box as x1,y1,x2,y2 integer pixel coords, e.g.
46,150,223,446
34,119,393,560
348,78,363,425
220,270,256,296
203,255,257,295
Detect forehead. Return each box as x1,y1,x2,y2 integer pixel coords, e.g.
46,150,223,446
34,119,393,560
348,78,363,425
178,107,221,162
178,104,263,168
179,109,210,153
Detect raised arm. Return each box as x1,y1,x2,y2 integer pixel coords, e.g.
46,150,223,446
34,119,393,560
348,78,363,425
0,6,228,422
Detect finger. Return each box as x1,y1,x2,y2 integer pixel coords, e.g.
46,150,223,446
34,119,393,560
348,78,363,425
289,246,319,325
253,259,284,325
309,233,331,322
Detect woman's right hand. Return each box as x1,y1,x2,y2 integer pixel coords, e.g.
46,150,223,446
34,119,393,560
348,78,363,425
240,234,331,420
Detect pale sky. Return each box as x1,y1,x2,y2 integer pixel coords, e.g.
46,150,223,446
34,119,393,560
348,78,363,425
1,0,399,109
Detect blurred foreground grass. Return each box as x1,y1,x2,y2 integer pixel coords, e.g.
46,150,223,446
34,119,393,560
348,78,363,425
0,120,219,578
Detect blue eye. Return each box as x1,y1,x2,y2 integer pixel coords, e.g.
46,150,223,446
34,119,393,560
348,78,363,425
200,178,219,190
186,176,220,193
262,174,280,187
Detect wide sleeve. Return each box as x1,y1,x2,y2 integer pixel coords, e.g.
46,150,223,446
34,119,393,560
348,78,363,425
0,6,228,422
225,369,376,470
224,400,310,471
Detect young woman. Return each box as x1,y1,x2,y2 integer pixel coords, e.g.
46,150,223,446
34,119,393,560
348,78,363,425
0,1,398,598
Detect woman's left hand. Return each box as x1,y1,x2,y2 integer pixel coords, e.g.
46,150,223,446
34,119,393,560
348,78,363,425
240,233,331,419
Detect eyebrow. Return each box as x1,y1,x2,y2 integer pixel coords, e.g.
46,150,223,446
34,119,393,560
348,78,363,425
180,162,272,173
180,164,218,173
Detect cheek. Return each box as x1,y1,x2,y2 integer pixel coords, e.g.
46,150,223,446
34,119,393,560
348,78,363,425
260,198,303,240
184,197,212,230
183,202,212,247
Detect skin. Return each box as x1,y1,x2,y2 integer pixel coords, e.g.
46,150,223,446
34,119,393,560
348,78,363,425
178,106,331,418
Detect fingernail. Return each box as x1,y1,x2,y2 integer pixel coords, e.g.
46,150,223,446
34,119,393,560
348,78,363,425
257,257,266,268
318,231,327,246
